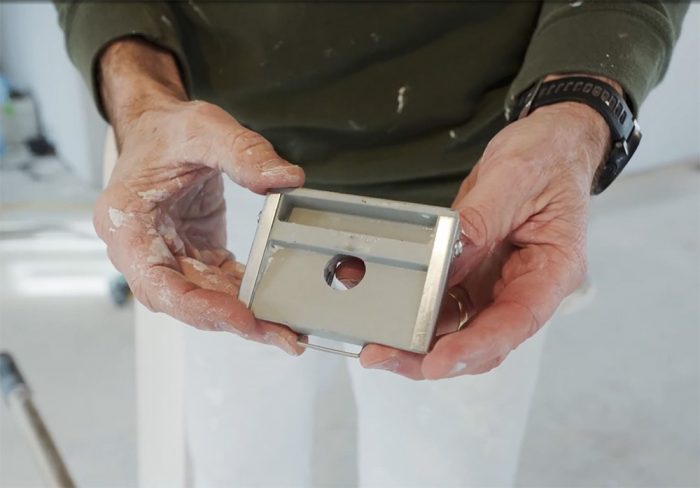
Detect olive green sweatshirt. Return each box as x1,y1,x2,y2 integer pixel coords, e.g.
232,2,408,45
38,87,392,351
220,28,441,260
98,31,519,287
55,1,687,205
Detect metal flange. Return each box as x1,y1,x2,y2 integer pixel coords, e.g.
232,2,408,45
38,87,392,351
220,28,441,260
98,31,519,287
239,188,460,355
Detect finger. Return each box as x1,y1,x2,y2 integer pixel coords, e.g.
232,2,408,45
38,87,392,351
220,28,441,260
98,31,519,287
360,344,425,380
98,204,254,333
221,259,246,280
95,189,302,358
434,294,460,337
178,256,240,296
196,248,236,268
359,284,474,379
178,256,302,355
423,245,580,378
334,258,366,288
434,286,474,337
356,287,472,378
448,158,543,287
161,104,305,194
214,126,304,194
134,264,257,336
253,320,306,356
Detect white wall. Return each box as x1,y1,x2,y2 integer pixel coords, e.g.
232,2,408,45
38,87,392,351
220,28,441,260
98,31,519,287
0,2,105,187
0,2,697,187
631,3,700,172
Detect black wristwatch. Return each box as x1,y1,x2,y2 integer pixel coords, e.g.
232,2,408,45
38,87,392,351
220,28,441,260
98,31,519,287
506,76,642,194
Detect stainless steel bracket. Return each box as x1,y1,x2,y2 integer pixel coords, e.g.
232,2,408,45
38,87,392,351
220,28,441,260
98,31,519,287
239,188,460,354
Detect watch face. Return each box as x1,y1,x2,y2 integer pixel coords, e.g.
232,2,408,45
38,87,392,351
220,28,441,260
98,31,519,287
507,80,543,123
594,131,640,195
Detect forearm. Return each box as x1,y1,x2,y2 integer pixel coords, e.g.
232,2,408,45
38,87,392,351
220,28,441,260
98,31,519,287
99,38,187,145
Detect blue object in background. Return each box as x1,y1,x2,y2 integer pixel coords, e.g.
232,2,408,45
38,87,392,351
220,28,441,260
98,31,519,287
0,74,11,156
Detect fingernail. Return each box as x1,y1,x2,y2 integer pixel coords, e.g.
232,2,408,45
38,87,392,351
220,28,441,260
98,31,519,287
263,332,300,356
367,357,400,372
449,361,468,376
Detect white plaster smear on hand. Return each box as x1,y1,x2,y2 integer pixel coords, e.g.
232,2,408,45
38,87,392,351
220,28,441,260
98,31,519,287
108,207,128,228
234,262,246,275
158,287,175,308
137,188,170,202
147,237,173,264
182,256,209,273
157,223,177,242
449,361,468,376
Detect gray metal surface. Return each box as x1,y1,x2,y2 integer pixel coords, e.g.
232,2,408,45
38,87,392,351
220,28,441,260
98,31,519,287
239,188,460,354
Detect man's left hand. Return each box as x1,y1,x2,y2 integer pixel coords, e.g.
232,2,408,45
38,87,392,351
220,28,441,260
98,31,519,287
360,100,610,379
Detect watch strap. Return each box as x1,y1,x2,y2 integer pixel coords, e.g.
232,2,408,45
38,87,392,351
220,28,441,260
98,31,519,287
507,76,642,194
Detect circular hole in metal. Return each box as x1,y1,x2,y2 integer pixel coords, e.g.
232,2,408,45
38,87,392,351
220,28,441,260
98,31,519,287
324,255,366,291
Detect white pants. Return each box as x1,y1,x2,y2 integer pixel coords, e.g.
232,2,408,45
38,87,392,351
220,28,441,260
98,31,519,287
136,182,546,487
136,185,543,488
184,328,545,488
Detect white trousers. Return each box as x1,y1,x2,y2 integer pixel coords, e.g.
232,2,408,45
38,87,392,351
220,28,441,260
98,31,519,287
135,182,547,488
183,328,545,488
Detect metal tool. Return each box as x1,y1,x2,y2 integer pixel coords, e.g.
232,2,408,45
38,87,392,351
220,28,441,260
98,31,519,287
0,352,75,488
239,188,461,356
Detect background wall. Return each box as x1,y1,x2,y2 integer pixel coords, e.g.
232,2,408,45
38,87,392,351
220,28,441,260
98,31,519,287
632,4,700,172
0,3,697,187
0,2,106,187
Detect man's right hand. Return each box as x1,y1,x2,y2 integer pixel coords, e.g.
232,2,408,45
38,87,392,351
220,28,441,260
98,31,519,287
94,38,305,355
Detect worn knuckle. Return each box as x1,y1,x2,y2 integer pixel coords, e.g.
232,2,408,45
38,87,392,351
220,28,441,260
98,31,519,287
458,205,490,248
232,129,272,157
187,100,222,119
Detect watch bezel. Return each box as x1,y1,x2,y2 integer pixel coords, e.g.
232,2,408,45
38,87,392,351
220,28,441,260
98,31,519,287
593,119,642,194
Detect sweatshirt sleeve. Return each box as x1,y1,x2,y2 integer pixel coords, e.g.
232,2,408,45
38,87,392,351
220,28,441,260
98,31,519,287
506,1,689,114
54,2,191,118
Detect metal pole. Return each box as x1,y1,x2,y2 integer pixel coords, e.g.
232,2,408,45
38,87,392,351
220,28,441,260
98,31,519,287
0,352,75,488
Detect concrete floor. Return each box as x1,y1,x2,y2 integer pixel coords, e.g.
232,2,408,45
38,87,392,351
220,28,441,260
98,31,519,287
0,158,698,487
516,162,700,488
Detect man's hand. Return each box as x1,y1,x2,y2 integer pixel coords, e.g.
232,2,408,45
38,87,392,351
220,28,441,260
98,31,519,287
360,99,611,379
94,39,305,355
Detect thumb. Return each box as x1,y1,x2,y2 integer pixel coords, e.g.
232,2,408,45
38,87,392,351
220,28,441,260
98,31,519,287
219,128,305,194
448,171,530,286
